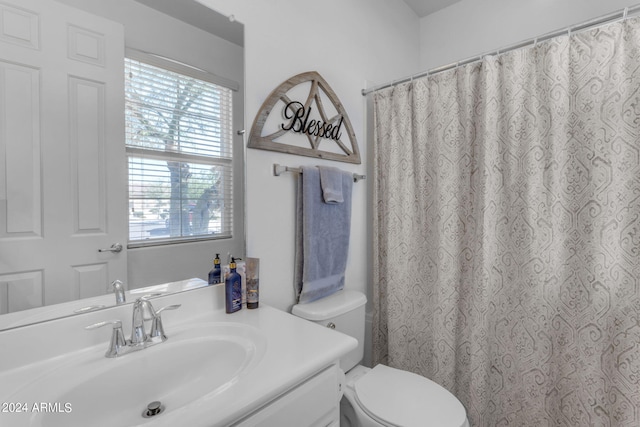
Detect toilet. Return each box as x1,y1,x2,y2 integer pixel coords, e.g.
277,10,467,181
292,290,469,427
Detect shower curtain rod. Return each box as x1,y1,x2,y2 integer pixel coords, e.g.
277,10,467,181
362,3,640,96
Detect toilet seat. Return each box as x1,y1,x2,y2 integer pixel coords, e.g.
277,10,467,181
352,364,467,427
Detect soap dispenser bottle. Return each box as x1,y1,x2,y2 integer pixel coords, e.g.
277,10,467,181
225,257,242,313
208,254,221,285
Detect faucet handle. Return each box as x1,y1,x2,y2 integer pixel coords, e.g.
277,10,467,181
156,304,181,315
86,319,123,329
86,320,127,358
149,304,181,341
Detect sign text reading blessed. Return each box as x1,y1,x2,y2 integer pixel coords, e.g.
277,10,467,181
281,101,344,141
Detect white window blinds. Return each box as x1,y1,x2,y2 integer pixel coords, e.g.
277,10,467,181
125,56,234,244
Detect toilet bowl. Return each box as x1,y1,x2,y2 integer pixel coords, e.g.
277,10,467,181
291,290,469,427
341,364,469,427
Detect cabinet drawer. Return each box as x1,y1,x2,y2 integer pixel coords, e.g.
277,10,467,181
232,365,340,427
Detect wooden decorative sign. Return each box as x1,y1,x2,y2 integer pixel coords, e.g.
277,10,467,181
248,71,360,164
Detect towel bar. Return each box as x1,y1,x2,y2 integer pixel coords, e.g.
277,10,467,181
273,164,366,182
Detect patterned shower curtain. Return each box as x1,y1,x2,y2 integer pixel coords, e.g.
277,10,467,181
372,17,640,427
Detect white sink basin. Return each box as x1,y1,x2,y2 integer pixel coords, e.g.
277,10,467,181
3,322,266,427
0,285,359,427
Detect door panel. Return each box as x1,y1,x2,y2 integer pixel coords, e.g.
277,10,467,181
0,0,126,313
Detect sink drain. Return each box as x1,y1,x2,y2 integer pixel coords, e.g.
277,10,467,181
142,401,165,418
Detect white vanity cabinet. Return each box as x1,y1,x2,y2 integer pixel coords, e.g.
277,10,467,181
0,284,356,427
231,365,341,427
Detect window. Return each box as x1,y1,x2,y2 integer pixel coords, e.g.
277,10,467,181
125,55,234,245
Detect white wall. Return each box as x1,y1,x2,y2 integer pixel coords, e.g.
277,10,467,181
200,0,421,314
197,0,637,367
206,0,635,319
420,0,634,70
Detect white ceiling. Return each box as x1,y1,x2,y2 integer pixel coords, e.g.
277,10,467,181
402,0,462,17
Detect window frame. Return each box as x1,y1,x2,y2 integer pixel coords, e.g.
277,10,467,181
124,48,241,248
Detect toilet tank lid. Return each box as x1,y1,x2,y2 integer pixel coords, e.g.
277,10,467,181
292,290,367,321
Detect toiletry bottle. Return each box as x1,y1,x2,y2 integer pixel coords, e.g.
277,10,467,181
225,257,242,313
208,253,222,285
246,258,259,309
235,258,246,304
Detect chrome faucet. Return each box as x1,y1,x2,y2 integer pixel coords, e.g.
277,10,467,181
86,297,181,358
108,279,126,304
131,297,181,345
130,297,153,346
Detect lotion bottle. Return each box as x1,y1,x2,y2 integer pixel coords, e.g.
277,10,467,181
246,258,259,309
225,257,242,313
208,253,221,285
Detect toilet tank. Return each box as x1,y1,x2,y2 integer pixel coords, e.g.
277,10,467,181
292,290,367,372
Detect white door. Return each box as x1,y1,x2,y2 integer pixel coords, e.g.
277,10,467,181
0,0,126,313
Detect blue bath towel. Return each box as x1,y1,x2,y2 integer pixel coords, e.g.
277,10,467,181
295,166,353,304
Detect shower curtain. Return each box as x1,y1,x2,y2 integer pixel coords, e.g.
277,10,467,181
373,17,640,427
